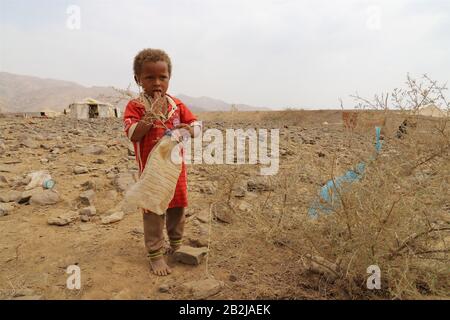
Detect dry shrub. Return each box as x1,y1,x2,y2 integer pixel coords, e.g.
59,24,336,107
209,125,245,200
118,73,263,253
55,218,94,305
296,74,450,299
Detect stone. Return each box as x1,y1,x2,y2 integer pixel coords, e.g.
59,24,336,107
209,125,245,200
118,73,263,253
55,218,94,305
229,275,238,282
80,215,90,222
181,278,223,299
73,166,88,174
20,138,39,149
158,284,170,293
18,188,42,204
0,190,22,203
81,180,96,191
79,224,94,231
79,190,96,206
214,202,233,224
195,209,210,223
47,211,78,226
112,289,133,300
30,190,60,205
0,175,8,188
173,246,208,265
79,206,97,216
3,159,21,164
0,203,15,216
13,289,35,297
101,211,124,224
199,183,216,195
114,172,136,193
238,201,253,212
93,158,105,164
0,140,5,154
0,165,13,173
130,227,144,235
106,172,116,179
246,178,274,192
80,145,105,155
188,237,209,248
12,295,44,300
232,186,246,198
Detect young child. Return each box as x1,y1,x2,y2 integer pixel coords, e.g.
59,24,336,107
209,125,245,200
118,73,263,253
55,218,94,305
123,48,201,276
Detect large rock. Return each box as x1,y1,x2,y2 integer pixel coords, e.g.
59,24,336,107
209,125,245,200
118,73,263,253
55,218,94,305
29,190,60,205
47,211,78,226
181,278,223,299
80,145,106,155
19,188,42,204
213,202,233,224
173,246,208,265
101,211,125,224
0,190,22,203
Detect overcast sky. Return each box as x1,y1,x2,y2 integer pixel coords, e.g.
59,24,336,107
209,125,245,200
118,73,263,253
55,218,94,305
1,0,449,109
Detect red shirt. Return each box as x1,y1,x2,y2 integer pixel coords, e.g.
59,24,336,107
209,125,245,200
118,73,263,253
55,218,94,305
123,94,197,208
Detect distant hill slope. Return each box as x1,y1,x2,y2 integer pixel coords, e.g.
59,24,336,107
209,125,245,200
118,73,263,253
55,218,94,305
0,72,269,113
176,94,271,112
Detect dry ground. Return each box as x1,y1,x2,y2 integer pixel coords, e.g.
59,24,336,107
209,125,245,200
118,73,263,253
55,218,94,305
0,110,448,300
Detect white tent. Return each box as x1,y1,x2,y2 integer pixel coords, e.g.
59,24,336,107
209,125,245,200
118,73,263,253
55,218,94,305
418,104,447,118
68,98,120,119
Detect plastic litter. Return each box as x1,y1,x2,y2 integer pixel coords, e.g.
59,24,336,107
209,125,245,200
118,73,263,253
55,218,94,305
308,127,383,218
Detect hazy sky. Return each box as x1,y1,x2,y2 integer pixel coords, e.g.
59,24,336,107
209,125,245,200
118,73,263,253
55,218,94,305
1,0,449,109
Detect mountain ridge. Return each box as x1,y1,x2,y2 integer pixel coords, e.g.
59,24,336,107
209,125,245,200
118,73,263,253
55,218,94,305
0,72,270,113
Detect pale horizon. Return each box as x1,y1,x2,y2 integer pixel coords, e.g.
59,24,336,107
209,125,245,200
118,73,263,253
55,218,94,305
1,0,449,110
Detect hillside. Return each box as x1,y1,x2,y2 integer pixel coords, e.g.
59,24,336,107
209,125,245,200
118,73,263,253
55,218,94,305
0,72,269,114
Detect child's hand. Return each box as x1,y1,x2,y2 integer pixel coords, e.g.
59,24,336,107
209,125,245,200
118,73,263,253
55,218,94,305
174,124,194,138
149,92,167,116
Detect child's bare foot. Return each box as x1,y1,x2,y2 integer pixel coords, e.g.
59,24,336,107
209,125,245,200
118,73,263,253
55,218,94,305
150,257,172,276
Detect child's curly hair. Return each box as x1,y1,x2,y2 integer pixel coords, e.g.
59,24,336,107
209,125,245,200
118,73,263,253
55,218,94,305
133,48,172,77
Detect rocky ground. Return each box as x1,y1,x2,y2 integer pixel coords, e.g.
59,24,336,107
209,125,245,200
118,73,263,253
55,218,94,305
0,111,412,300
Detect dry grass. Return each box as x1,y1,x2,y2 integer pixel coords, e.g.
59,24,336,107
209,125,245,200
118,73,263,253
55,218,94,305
208,75,449,299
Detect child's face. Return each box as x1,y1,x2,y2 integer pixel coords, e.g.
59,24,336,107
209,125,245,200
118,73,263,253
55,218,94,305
137,61,170,98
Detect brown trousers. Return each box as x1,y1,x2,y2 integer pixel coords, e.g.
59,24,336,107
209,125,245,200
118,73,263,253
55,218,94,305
142,207,185,257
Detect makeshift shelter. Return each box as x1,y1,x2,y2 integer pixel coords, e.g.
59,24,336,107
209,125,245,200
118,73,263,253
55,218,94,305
68,98,120,119
418,104,447,118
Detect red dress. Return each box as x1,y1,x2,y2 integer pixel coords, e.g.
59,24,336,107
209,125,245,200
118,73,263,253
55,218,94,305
123,94,197,208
